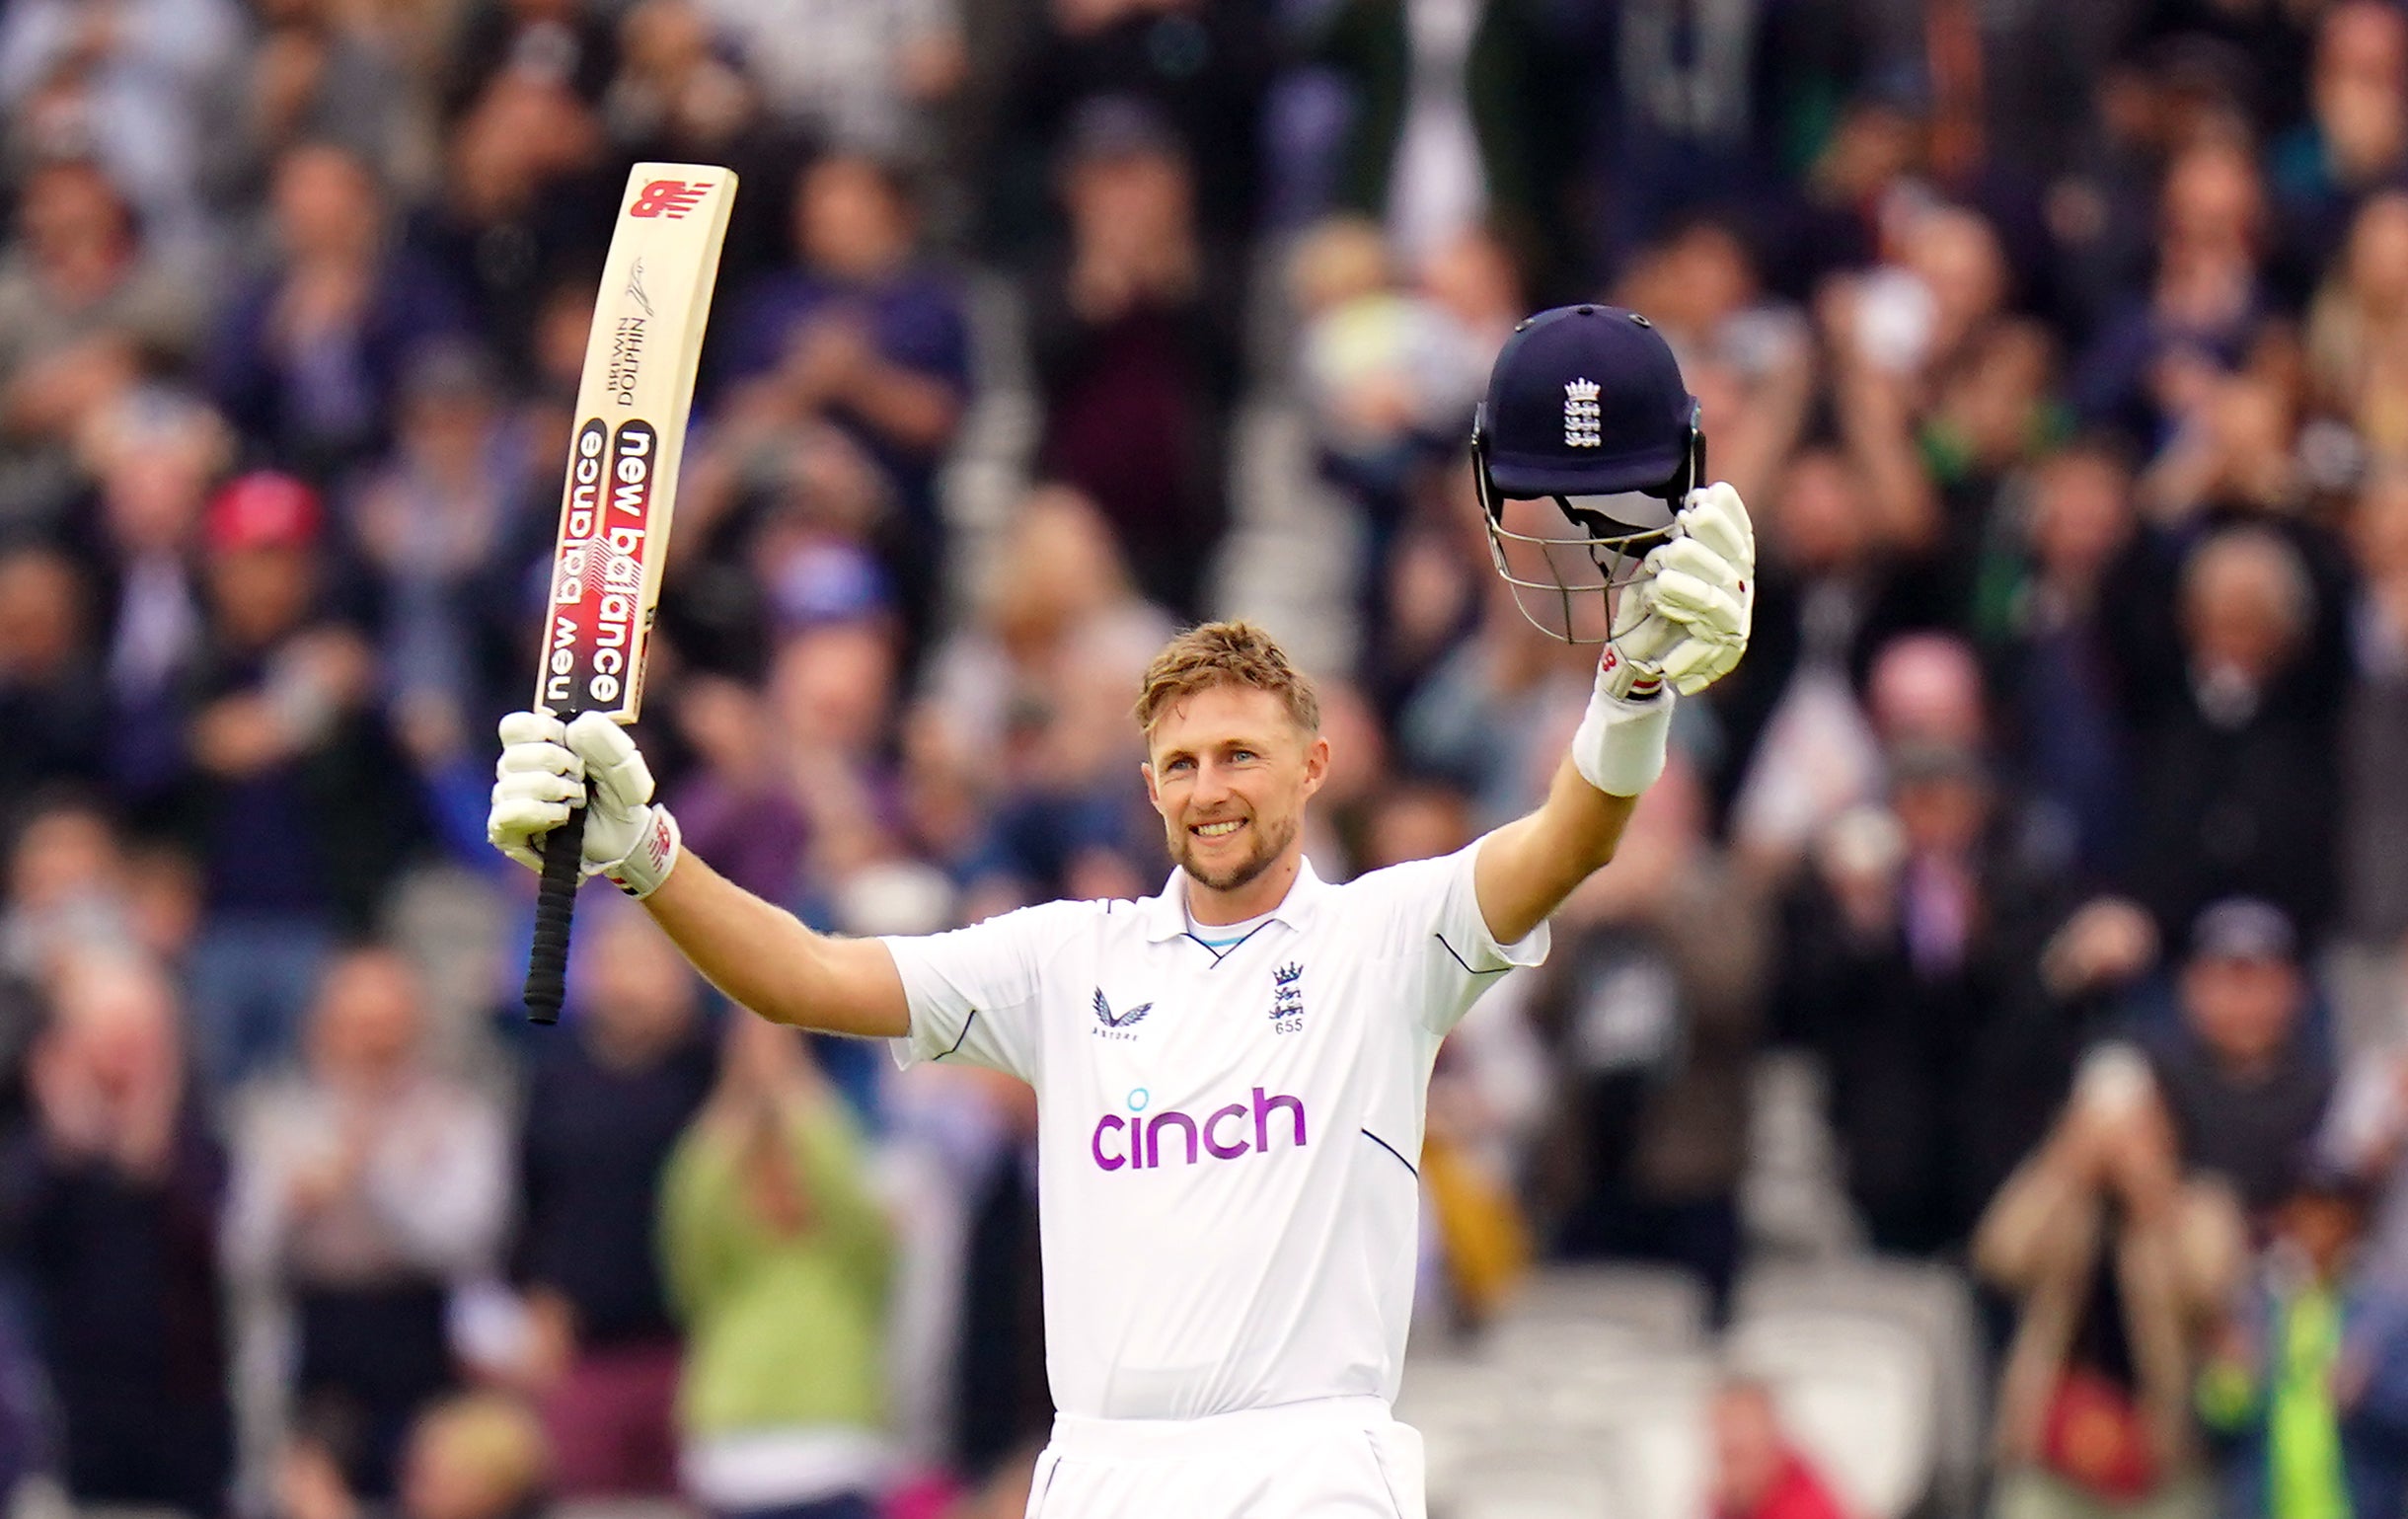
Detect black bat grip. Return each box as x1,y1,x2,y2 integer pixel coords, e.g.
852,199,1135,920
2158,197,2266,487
523,793,589,1024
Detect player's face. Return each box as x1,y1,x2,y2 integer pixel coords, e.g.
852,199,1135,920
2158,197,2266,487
1142,684,1328,897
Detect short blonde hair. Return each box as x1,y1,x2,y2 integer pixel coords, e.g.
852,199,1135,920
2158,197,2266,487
1134,621,1320,736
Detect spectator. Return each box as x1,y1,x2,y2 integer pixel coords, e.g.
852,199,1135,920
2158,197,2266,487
2147,898,2334,1214
1527,759,1767,1311
2137,362,2309,523
439,0,619,118
667,674,815,909
919,485,1172,775
2074,137,2270,453
0,546,106,810
1398,576,1597,830
1617,217,1814,509
1984,438,2148,877
225,946,510,1497
0,0,244,240
0,156,204,535
0,950,231,1514
759,617,909,900
508,903,716,1496
997,0,1271,250
1719,447,1936,868
1028,96,1242,619
1976,1043,2246,1519
2344,469,2408,941
2197,1168,2408,1519
0,797,134,1031
173,471,422,1090
348,341,543,804
662,1015,896,1519
918,486,1170,899
85,388,231,813
1820,203,2019,544
1709,1379,1853,1519
690,0,963,155
2304,191,2408,467
2307,918,2408,1290
1288,215,1483,645
599,2,798,291
1308,0,1581,286
407,74,612,386
713,150,969,651
222,0,423,205
2271,0,2408,289
1775,740,2063,1253
2128,526,2341,940
207,141,467,482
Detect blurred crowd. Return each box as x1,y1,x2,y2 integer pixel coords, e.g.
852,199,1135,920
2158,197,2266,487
1,0,2407,1515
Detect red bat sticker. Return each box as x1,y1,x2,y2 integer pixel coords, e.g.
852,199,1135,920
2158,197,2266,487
542,418,658,718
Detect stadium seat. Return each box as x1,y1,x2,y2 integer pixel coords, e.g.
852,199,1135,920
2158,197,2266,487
1732,1256,1986,1516
1726,1310,1936,1519
1483,1314,1654,1372
1541,1357,1715,1519
1493,1263,1709,1345
1396,1357,1533,1432
1435,1440,1619,1519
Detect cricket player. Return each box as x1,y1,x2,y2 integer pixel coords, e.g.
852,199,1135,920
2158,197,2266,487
487,305,1754,1517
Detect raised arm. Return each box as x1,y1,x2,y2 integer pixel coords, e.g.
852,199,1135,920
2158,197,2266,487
1473,484,1755,945
1474,750,1643,946
488,712,910,1038
640,852,908,1037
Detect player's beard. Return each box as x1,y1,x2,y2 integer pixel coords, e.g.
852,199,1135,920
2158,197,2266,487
1172,808,1297,894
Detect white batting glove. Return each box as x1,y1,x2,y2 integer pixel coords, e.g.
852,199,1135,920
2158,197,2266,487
1625,482,1755,697
1569,484,1755,796
488,711,682,897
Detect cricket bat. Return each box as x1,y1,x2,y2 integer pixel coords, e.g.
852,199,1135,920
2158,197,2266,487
523,163,736,1024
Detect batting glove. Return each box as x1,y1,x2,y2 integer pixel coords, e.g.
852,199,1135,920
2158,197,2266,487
488,711,682,897
1625,482,1755,697
1569,484,1756,796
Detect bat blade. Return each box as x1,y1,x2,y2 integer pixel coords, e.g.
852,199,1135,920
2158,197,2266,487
525,162,736,1024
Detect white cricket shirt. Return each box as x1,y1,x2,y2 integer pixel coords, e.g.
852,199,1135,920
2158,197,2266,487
883,842,1546,1421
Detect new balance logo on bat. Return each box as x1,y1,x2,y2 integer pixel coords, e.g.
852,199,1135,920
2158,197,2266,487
629,180,710,219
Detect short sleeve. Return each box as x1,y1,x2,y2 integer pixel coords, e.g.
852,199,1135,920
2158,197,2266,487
881,899,1091,1082
1350,840,1549,1037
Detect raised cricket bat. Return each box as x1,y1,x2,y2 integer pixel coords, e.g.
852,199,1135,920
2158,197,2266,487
523,163,736,1024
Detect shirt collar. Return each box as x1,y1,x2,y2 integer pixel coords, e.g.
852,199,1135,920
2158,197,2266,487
1135,856,1329,943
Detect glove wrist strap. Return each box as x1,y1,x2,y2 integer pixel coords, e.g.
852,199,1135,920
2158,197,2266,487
1572,680,1674,797
601,805,682,899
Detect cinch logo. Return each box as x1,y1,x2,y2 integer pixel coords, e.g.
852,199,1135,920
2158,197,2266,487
629,179,709,219
1091,1087,1308,1172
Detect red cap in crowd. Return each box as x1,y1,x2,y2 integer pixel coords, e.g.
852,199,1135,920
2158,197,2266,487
204,471,322,554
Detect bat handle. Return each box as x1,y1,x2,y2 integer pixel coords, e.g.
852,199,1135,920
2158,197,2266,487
523,792,590,1024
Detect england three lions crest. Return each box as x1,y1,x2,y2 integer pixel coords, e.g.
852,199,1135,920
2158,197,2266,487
1270,962,1306,1032
1564,378,1602,448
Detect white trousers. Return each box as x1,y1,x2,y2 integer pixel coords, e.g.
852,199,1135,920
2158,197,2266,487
1024,1396,1427,1519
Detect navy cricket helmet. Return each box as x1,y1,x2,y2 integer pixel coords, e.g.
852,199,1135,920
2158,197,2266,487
1470,303,1703,644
